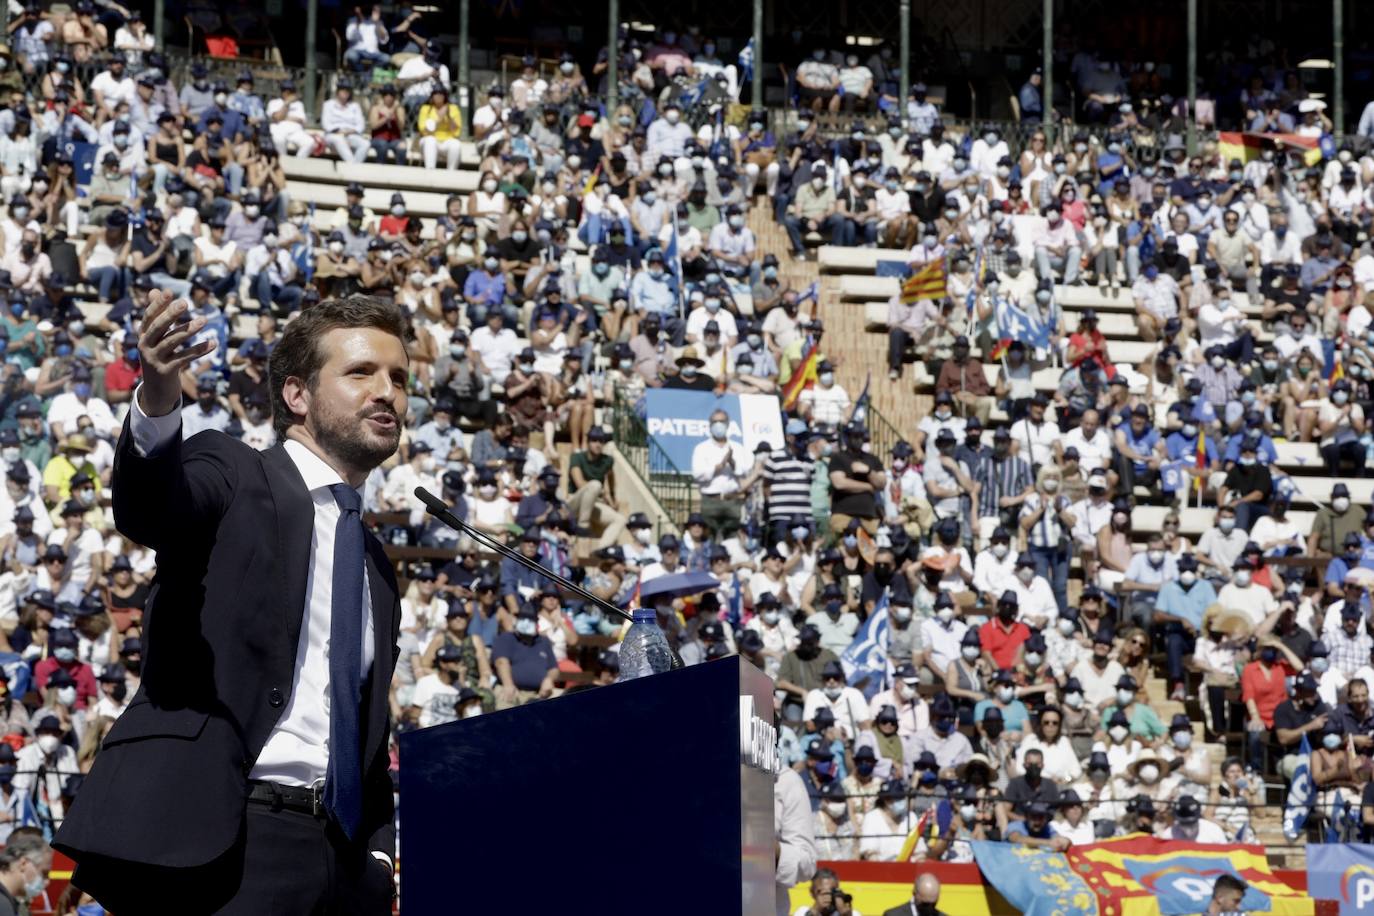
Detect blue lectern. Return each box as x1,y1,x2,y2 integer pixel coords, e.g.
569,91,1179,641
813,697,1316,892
399,655,777,914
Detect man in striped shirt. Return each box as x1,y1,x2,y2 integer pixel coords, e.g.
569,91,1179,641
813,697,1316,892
763,419,817,542
975,427,1034,530
1019,467,1076,614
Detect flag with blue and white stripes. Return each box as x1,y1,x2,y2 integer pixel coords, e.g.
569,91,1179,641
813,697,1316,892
1283,733,1313,840
840,593,890,700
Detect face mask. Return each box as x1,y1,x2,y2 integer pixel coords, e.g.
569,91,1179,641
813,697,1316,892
1180,571,1197,586
843,535,858,550
1109,725,1129,743
328,241,344,255
824,800,848,819
1117,689,1135,706
1017,567,1035,584
1334,497,1352,513
1324,733,1343,751
21,864,44,901
823,686,842,700
1334,391,1350,405
1138,764,1160,783
1025,651,1043,667
761,610,780,626
1234,570,1252,587
57,685,76,706
709,421,728,440
514,618,537,636
888,799,908,818
960,803,977,822
1148,550,1165,566
983,722,1003,740
996,686,1015,703
1313,657,1330,674
811,177,826,190
54,647,75,662
856,760,876,777
1065,691,1084,710
962,646,980,661
37,734,59,754
1218,518,1236,534
485,258,500,271
519,361,535,374
635,528,652,545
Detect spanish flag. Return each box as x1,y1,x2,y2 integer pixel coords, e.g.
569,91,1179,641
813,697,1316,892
988,338,1012,361
782,334,819,410
1219,130,1322,167
1329,357,1345,384
1194,431,1207,492
901,259,947,304
581,162,603,197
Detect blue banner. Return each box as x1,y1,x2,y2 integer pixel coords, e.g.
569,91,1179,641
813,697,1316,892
1283,733,1313,840
1119,852,1274,914
971,841,1098,916
1309,843,1374,916
996,299,1052,349
642,390,784,474
840,593,889,700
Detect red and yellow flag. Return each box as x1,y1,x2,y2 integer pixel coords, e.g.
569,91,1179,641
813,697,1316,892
781,335,819,410
1330,357,1345,384
901,259,947,304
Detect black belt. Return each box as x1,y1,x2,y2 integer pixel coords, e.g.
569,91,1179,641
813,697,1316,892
246,779,327,818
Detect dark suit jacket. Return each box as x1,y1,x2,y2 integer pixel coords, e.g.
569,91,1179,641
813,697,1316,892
55,423,400,869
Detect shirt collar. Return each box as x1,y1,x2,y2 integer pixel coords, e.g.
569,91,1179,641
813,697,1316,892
283,438,360,498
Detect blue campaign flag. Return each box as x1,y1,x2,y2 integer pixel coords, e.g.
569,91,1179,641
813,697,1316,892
848,372,870,425
839,594,890,700
995,299,1052,350
971,841,1098,916
1160,458,1190,494
1283,733,1313,840
797,280,819,305
1309,842,1374,916
736,38,754,89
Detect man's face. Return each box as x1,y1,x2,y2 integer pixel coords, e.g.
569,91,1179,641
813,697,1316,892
1352,683,1369,711
284,328,408,473
1209,889,1244,914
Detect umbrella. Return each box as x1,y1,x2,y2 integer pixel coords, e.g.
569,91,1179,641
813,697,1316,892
1203,604,1253,639
638,571,722,604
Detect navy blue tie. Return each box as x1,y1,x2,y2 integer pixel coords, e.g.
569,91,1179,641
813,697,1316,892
324,483,365,840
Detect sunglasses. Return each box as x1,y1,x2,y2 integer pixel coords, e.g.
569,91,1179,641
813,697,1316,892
1131,638,1147,646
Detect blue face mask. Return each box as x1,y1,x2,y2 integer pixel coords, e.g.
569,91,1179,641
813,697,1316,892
7,304,20,317
125,348,139,363
73,382,91,399
843,535,858,549
56,344,72,357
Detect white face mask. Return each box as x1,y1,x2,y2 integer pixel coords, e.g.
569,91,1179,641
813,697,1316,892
825,801,848,819
1065,691,1084,709
762,610,780,625
37,734,59,755
1017,567,1035,584
1058,619,1076,637
1042,478,1060,493
1335,498,1352,513
1173,731,1192,749
57,686,76,706
1147,550,1165,565
824,686,843,700
962,646,980,661
1117,689,1136,706
1180,571,1197,586
992,544,1009,559
514,618,538,636
1137,764,1160,783
1,448,17,463
635,528,653,545
960,803,977,822
895,606,915,623
1109,725,1129,743
1234,570,1252,587
996,686,1015,703
1024,652,1043,667
462,705,482,719
934,607,952,624
1218,519,1236,533
418,455,437,473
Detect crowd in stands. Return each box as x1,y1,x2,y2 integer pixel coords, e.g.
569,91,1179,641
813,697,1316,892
0,0,1368,902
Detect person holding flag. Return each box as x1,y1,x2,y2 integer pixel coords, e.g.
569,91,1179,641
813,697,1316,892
780,318,826,409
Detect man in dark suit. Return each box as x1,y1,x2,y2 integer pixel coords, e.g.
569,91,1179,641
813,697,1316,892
882,871,948,916
55,291,408,914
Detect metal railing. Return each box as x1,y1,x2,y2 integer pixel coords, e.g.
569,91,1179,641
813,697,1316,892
605,391,696,535
863,401,907,461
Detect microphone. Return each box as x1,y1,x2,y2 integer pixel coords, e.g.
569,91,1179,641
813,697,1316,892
413,486,635,624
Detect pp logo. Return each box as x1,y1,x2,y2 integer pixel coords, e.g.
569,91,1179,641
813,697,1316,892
1340,865,1374,909
1137,866,1230,903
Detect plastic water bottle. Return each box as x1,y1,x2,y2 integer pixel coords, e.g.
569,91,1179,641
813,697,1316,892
617,609,674,681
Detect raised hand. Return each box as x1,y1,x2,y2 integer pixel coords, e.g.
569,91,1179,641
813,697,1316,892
136,289,216,418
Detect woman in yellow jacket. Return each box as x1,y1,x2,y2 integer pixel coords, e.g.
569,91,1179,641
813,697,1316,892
417,86,464,170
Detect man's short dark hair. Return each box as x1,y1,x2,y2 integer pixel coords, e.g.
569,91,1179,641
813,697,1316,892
1212,873,1247,898
268,295,407,437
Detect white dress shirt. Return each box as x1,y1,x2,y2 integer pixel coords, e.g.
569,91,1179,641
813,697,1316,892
129,391,376,789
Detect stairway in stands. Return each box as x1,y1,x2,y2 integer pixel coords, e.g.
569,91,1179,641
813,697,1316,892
746,205,922,435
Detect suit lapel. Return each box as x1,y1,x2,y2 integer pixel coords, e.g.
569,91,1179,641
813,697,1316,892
260,444,314,657
363,536,396,769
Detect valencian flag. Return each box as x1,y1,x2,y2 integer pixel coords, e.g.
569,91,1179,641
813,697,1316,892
1066,835,1308,915
781,333,819,410
974,837,1311,916
900,259,946,303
